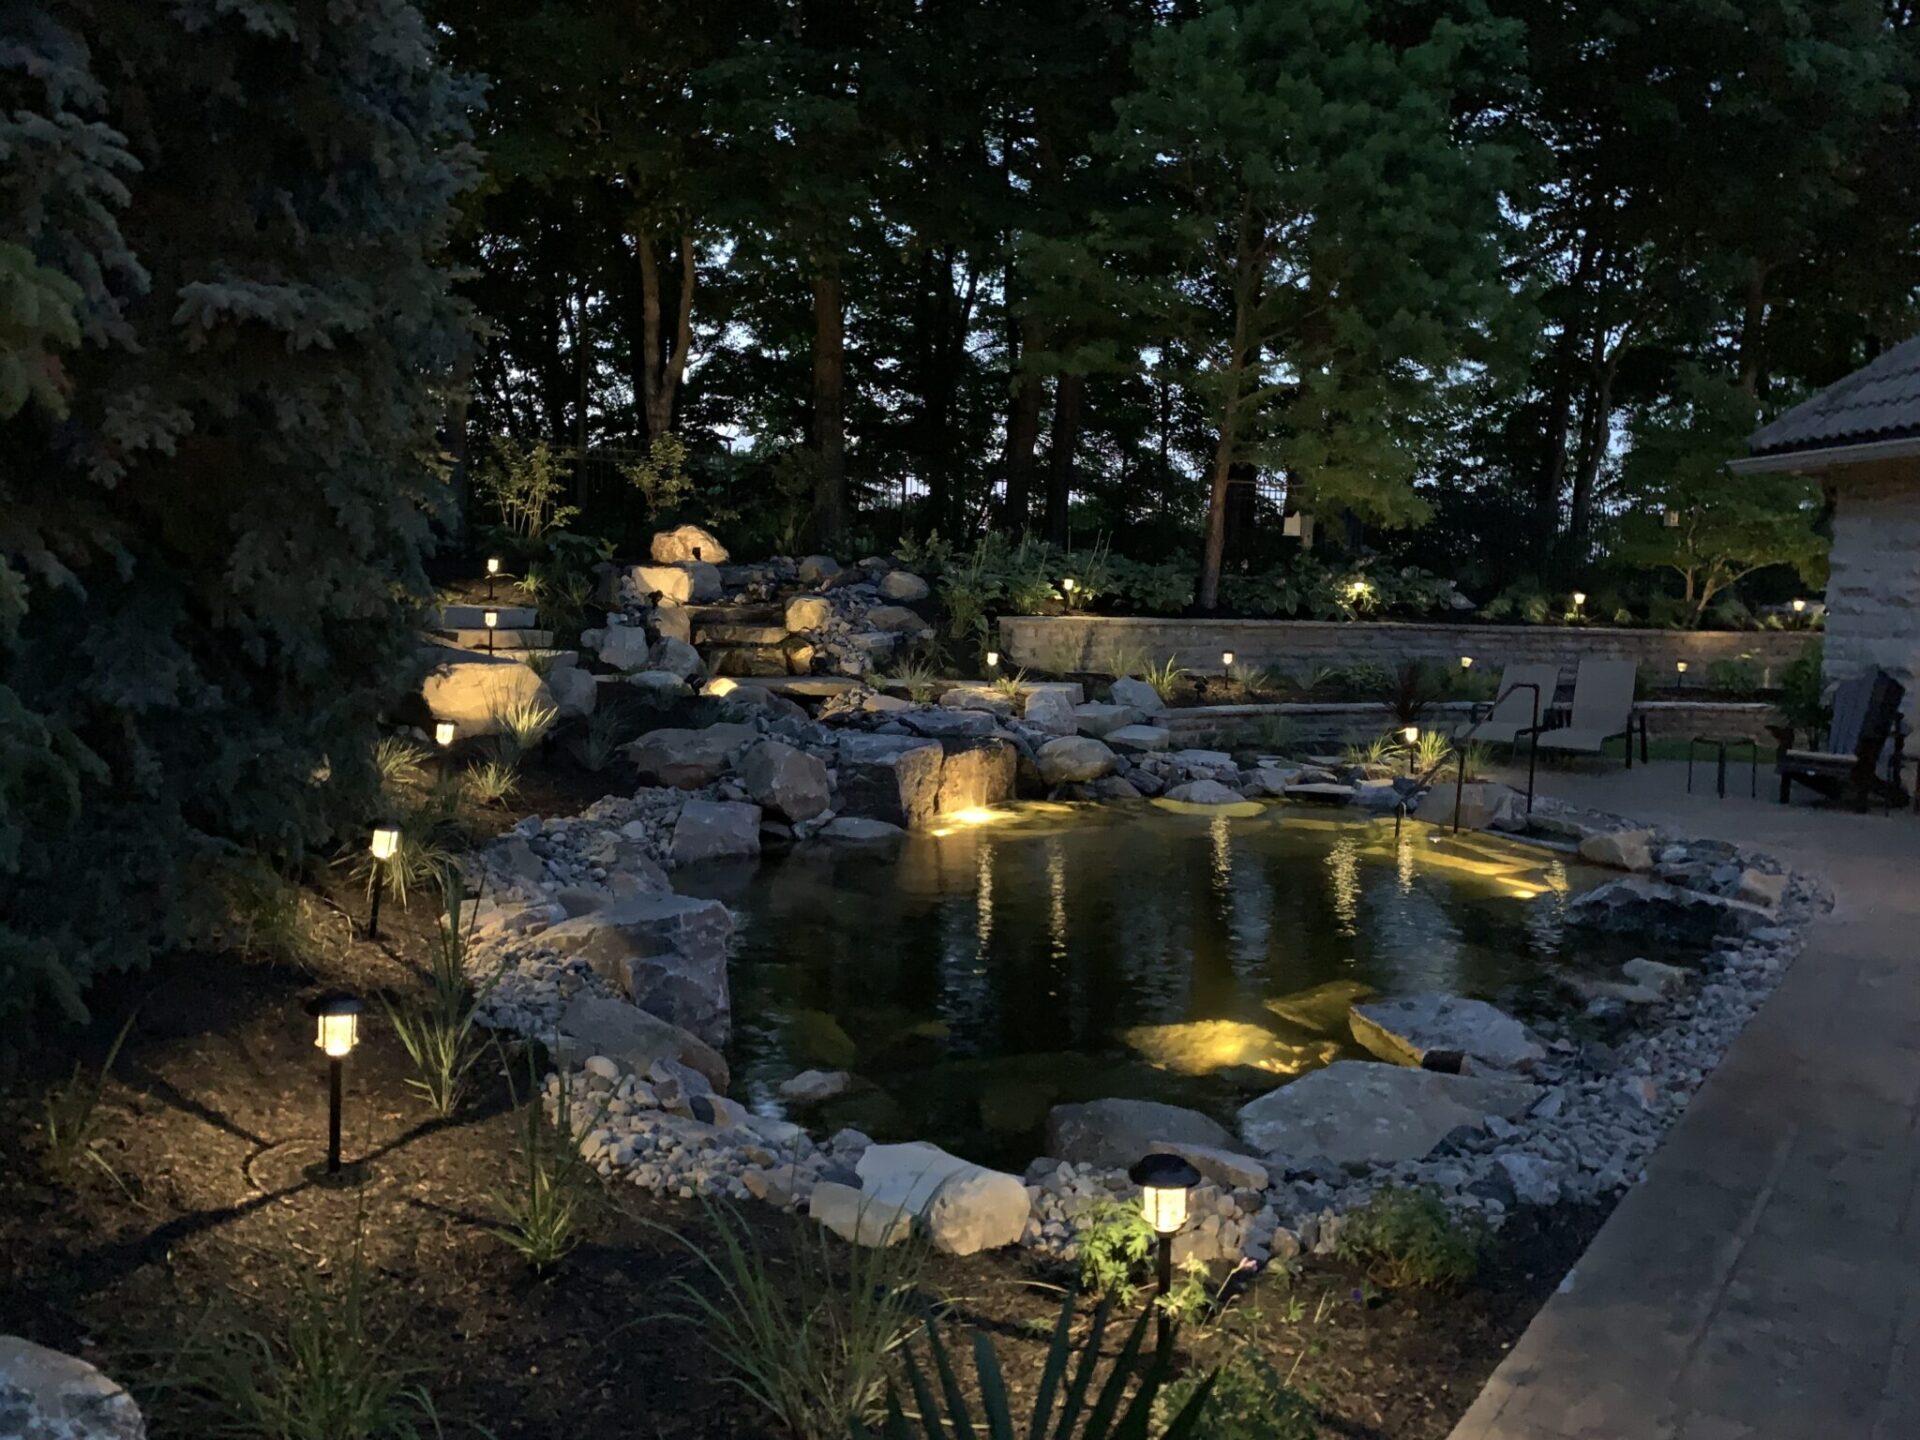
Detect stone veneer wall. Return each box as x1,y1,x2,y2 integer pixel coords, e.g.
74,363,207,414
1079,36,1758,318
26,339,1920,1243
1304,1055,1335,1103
1823,459,1920,722
1155,700,1778,747
997,615,1815,692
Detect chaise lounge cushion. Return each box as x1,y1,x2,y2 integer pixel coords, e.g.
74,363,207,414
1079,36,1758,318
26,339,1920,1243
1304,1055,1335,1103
1533,726,1619,752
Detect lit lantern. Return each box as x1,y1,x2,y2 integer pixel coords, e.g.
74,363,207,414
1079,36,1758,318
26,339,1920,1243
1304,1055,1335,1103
434,720,456,748
985,650,1000,670
1676,660,1689,688
1061,577,1077,601
365,821,401,940
1571,590,1587,610
1460,656,1474,670
1402,725,1420,744
1221,650,1236,671
483,608,499,654
1130,1152,1202,1348
486,555,501,601
1791,598,1807,614
1664,508,1681,528
305,992,365,1175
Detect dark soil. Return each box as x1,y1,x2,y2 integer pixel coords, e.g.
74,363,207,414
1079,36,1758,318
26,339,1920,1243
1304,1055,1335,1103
0,771,1611,1439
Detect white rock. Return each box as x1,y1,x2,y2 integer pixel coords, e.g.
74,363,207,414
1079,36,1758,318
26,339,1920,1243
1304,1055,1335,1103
879,570,931,601
1072,702,1144,738
419,649,557,737
651,636,704,679
810,1181,912,1247
779,1069,855,1103
1161,779,1246,806
1348,994,1546,1072
0,1336,145,1440
651,523,729,565
1577,829,1656,872
1037,736,1117,785
1108,677,1167,713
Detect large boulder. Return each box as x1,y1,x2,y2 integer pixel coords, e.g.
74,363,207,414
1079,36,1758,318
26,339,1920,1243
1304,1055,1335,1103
740,739,831,822
0,1336,145,1440
1413,781,1527,832
547,663,597,718
1577,829,1657,872
837,733,945,828
785,595,834,632
1021,689,1077,735
1236,1061,1535,1164
1348,994,1545,1072
810,1181,913,1247
626,723,759,788
1566,875,1773,945
583,624,654,672
1162,779,1246,806
419,648,557,737
1045,1097,1237,1169
798,554,842,584
650,637,704,679
853,1142,1027,1256
670,799,763,866
540,893,735,1045
879,570,931,601
935,738,1017,814
556,994,730,1092
1072,702,1144,738
865,604,930,635
1108,677,1167,713
1037,736,1117,785
651,523,729,565
631,562,721,605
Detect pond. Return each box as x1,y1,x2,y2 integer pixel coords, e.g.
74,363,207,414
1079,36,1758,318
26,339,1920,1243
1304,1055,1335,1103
679,802,1622,1169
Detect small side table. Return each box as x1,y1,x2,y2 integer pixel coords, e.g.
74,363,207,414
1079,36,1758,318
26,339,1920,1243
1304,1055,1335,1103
1687,735,1758,799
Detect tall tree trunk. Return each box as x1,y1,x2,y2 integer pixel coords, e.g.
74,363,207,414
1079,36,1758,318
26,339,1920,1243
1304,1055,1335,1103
1197,216,1261,611
1534,231,1597,569
1197,423,1238,612
1738,255,1771,398
1002,316,1045,532
811,268,847,549
1567,340,1623,564
1044,372,1082,548
637,231,696,440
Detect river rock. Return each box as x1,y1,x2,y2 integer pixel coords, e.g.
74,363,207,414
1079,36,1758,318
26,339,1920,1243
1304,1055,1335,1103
1152,1141,1269,1191
547,662,597,718
650,636,704,679
837,733,945,827
1577,828,1656,872
1497,1152,1563,1207
1566,875,1772,944
626,723,759,788
740,739,831,822
798,554,841,584
1037,736,1117,785
779,1069,854,1103
866,604,930,635
670,799,762,865
1045,1097,1236,1168
1237,1060,1535,1164
556,994,730,1092
1072,702,1144,738
0,1336,145,1440
1737,869,1786,908
1108,677,1167,713
785,595,834,632
880,570,931,601
419,648,557,737
1622,956,1689,994
591,624,655,672
1348,994,1545,1072
820,816,907,843
651,523,729,565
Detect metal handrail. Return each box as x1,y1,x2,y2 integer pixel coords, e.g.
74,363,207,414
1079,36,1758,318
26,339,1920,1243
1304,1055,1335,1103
1448,681,1542,833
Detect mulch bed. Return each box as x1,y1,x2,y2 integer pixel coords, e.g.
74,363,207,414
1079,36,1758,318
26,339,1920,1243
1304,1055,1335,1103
0,797,1609,1439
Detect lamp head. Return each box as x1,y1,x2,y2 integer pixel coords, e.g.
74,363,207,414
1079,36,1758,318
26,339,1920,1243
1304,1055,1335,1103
1460,655,1473,669
985,651,1000,669
1676,661,1689,674
483,609,498,629
1791,598,1807,613
307,992,365,1058
1221,650,1235,668
486,556,501,575
1572,590,1587,607
1128,1152,1203,1235
1401,725,1419,744
433,720,456,748
369,821,401,862
1061,577,1076,594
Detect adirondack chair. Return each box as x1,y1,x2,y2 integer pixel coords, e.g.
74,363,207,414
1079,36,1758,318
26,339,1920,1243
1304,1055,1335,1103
1776,668,1908,811
1451,664,1559,747
1532,659,1644,768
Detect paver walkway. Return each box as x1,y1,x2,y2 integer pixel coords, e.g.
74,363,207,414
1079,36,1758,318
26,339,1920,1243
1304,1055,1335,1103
1450,761,1920,1440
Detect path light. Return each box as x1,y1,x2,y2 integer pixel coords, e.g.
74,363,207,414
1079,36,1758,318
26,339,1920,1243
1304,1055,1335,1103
1676,660,1689,687
1130,1152,1202,1349
306,992,364,1175
1402,724,1420,775
1460,655,1474,671
433,720,456,782
1791,598,1808,615
985,650,1000,671
483,608,498,655
365,821,401,940
486,555,501,600
1571,590,1587,611
1347,578,1370,602
1220,649,1235,673
1061,577,1077,605
1665,508,1682,528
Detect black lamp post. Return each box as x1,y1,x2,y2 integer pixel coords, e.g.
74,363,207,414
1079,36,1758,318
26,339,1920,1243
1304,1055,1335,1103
365,821,400,940
433,720,456,784
306,992,364,1174
1130,1152,1202,1350
485,555,501,601
483,608,498,655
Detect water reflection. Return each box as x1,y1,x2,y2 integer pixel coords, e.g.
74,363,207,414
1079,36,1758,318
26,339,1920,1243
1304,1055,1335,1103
679,804,1619,1167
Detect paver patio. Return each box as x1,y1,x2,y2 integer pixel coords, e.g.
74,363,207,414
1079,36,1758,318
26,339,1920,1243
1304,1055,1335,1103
1451,760,1920,1440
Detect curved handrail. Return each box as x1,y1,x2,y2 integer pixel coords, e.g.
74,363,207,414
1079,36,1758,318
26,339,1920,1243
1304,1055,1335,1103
1446,681,1541,832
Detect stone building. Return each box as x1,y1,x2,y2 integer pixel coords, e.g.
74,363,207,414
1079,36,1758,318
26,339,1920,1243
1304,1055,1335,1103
1735,336,1920,717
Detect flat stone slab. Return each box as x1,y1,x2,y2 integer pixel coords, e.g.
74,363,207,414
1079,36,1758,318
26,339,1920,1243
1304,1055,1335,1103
439,604,537,629
1283,782,1359,804
1237,1060,1536,1164
1349,994,1545,1072
1105,724,1172,753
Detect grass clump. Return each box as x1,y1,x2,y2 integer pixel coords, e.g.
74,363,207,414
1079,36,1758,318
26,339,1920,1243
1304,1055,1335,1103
1335,1186,1486,1289
383,867,500,1118
666,1203,927,1440
491,695,558,757
42,1012,135,1183
490,1060,601,1272
463,758,519,808
567,707,630,772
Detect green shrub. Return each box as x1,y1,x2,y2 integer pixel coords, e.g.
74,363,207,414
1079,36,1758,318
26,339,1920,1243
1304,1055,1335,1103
1076,1199,1156,1303
1335,1186,1486,1289
383,868,499,1118
1707,655,1762,696
490,1061,602,1272
1158,1346,1314,1440
1776,640,1829,738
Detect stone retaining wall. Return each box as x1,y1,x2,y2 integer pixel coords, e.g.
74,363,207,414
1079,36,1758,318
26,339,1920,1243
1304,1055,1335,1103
1156,700,1779,748
997,616,1815,691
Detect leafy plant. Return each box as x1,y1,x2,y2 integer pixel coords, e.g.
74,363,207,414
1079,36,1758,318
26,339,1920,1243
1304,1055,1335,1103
42,1011,136,1182
1706,655,1762,697
490,695,558,758
856,1293,1217,1440
383,867,499,1118
666,1203,927,1440
879,657,943,704
1241,715,1298,755
1135,656,1187,703
373,735,429,797
1157,1344,1314,1440
989,666,1031,699
621,432,695,520
463,759,519,808
477,436,580,541
1342,734,1399,771
151,1244,445,1440
1412,728,1453,775
490,1060,601,1272
1076,1199,1156,1303
1775,640,1829,739
1379,660,1443,728
343,813,453,911
1335,1186,1486,1289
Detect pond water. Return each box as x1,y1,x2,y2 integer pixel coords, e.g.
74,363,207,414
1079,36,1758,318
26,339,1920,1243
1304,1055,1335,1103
679,803,1622,1169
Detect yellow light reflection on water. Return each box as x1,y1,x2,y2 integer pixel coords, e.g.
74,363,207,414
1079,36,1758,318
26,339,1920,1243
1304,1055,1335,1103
1046,837,1068,965
1210,812,1233,894
1327,834,1360,937
926,805,1010,837
976,840,994,951
1120,1019,1344,1077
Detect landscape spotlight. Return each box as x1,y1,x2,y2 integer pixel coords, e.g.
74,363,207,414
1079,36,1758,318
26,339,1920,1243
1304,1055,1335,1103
486,555,501,599
365,821,401,940
306,992,364,1174
483,608,499,654
1460,655,1474,670
1130,1152,1201,1349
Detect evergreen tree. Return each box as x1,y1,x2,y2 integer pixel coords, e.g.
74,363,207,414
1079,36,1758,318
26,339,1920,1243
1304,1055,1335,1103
0,0,475,1017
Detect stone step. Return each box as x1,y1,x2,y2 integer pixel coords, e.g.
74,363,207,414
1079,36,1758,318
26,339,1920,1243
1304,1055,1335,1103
439,604,538,629
694,622,790,646
705,647,793,677
755,676,865,698
681,603,785,626
441,627,555,650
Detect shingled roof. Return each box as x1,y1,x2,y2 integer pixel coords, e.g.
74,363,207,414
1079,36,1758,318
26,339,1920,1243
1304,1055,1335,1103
1744,334,1920,465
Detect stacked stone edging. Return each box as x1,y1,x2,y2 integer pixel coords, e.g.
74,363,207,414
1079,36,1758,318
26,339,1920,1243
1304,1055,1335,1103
1157,700,1778,746
998,615,1815,691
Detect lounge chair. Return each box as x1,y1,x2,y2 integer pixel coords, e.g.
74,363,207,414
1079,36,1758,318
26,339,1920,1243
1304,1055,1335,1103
1532,659,1643,768
1452,664,1560,747
1776,668,1907,811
